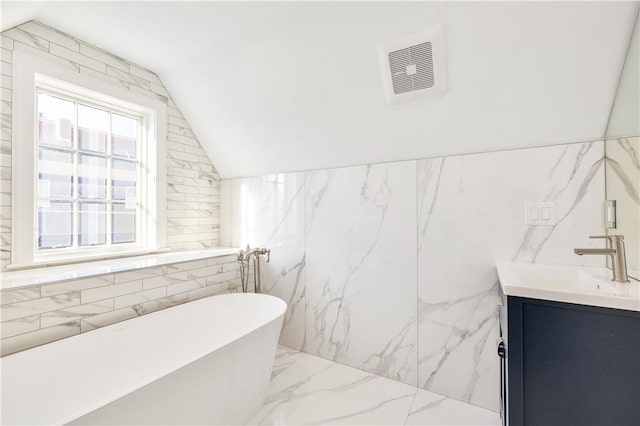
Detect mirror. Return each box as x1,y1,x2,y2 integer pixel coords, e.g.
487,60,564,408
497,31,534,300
604,10,639,280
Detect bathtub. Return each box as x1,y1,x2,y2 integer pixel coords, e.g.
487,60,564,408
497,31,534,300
1,293,286,425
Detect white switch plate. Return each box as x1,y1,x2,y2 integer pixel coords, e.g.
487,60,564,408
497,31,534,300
525,202,556,226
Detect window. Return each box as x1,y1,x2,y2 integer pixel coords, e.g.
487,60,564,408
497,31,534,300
12,52,166,268
37,90,141,252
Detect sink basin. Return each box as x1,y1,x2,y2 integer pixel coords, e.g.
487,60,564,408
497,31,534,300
496,261,640,311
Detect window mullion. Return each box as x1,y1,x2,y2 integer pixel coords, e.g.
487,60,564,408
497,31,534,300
72,101,79,249
106,112,112,247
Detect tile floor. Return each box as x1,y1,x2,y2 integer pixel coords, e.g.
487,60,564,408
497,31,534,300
248,346,501,425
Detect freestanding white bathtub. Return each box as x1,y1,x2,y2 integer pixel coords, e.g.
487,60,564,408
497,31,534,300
1,293,287,425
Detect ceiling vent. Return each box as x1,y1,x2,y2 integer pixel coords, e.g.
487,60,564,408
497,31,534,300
379,26,447,105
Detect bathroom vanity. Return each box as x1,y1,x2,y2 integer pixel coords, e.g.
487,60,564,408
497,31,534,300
496,262,640,426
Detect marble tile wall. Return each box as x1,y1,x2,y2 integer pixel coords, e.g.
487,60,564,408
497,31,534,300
0,20,221,270
605,136,639,277
222,173,306,350
0,254,241,356
221,140,606,412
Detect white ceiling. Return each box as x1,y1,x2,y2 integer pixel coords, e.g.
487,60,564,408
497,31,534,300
2,1,638,178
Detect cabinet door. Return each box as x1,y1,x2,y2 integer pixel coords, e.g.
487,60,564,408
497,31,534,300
509,297,640,426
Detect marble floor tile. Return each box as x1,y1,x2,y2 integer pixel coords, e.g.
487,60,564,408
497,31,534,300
250,347,416,425
250,346,500,426
405,388,500,425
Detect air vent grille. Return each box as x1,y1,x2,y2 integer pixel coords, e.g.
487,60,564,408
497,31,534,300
388,42,434,95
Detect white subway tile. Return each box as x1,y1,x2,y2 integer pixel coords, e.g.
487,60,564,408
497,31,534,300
1,48,12,64
17,21,80,52
40,299,113,328
129,64,162,85
1,89,11,104
1,74,11,90
80,66,128,89
1,287,40,306
187,284,225,301
168,115,188,128
80,44,129,71
0,62,10,77
114,287,166,309
50,43,106,73
80,307,138,332
149,82,169,97
141,293,188,315
2,28,49,52
81,280,141,304
1,292,80,322
142,275,172,290
13,41,78,72
206,270,239,285
0,314,39,338
106,65,150,89
113,266,166,284
166,279,201,296
1,321,80,356
168,132,199,146
41,274,114,297
1,36,14,50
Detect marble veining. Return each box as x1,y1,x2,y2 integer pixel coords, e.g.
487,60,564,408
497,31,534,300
512,142,605,263
605,136,640,277
416,141,605,410
227,173,307,350
222,140,606,413
249,346,500,426
305,162,418,386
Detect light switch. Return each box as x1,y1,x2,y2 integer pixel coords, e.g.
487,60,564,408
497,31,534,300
525,202,556,226
529,207,539,220
541,207,550,220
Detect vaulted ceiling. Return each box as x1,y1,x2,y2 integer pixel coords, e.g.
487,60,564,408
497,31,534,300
2,1,638,178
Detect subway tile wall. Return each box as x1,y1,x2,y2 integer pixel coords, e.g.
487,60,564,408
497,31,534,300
0,254,242,356
0,20,221,270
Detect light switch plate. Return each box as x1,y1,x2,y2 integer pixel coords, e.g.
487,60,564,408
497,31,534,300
525,202,556,226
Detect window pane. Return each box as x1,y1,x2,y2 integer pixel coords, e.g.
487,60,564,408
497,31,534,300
37,93,74,148
112,159,137,201
38,201,73,250
78,154,107,199
79,202,106,246
111,114,137,158
38,148,73,198
78,104,108,153
112,203,135,244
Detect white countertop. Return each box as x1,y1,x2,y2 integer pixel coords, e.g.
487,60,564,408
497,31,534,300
0,248,240,291
496,261,640,312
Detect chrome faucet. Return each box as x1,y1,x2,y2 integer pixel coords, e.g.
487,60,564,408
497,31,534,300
237,245,271,293
574,235,629,283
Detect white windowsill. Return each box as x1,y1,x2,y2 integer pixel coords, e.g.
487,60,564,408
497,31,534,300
0,248,240,291
7,248,174,271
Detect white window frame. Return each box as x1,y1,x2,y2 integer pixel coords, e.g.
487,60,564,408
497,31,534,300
11,52,167,268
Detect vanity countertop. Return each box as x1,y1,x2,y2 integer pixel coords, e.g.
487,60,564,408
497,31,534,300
496,261,640,312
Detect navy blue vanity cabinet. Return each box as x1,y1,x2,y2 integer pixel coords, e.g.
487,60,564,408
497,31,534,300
500,294,640,426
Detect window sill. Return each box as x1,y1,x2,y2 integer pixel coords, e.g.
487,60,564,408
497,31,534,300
1,248,240,291
8,248,173,271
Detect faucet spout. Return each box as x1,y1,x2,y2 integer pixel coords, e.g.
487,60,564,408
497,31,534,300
574,248,616,255
574,235,629,283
